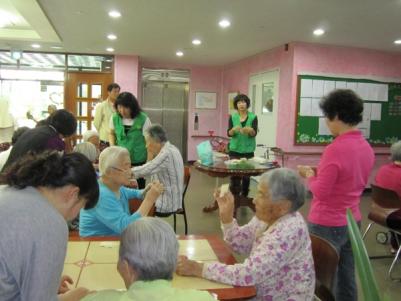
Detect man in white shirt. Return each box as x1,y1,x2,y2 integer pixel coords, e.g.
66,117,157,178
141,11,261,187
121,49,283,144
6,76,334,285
93,83,120,147
132,125,184,214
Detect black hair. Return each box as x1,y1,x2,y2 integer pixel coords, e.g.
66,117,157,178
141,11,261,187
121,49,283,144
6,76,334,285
114,92,142,119
48,109,77,137
233,94,251,110
11,127,30,145
0,151,99,210
36,119,49,127
107,83,121,92
319,89,363,125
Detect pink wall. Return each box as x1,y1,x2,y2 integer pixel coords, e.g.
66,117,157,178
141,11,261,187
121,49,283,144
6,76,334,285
114,55,139,96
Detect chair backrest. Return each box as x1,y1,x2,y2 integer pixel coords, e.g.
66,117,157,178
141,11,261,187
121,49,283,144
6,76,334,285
183,165,191,199
310,234,339,294
371,184,401,209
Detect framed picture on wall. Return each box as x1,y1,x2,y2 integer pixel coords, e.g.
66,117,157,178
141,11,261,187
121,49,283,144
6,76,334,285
228,91,239,114
195,91,217,109
261,82,274,114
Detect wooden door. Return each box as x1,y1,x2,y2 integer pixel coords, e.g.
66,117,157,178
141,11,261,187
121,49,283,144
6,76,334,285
65,72,113,142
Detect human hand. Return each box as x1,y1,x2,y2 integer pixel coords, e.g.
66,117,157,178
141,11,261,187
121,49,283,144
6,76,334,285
176,255,204,277
297,165,315,178
146,181,165,202
58,287,93,301
58,275,73,294
213,188,234,224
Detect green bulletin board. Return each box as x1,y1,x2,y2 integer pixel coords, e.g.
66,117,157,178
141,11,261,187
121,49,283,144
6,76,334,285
295,75,401,146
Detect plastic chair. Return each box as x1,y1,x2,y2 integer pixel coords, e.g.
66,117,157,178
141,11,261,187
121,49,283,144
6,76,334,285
154,166,190,234
310,234,339,301
362,184,401,280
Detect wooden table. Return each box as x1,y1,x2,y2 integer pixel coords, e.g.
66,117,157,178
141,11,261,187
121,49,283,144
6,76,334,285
67,234,256,300
194,160,278,216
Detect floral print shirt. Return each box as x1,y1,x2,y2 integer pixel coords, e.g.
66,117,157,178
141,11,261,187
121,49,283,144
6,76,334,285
203,212,315,301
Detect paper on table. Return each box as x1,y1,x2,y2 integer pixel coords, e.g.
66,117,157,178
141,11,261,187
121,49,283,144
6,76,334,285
300,98,312,116
363,103,372,121
300,79,313,97
318,118,331,136
335,81,347,89
323,81,335,96
311,98,323,116
179,239,218,261
377,84,388,102
312,80,324,98
371,103,382,120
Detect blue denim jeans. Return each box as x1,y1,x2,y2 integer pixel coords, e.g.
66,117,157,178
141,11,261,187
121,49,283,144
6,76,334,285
308,222,359,301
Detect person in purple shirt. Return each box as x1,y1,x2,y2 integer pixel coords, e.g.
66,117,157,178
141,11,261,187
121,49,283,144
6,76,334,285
1,109,77,172
298,89,374,301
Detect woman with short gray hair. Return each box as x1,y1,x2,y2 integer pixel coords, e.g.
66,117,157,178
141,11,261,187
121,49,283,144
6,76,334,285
375,140,401,252
82,217,216,301
177,168,315,300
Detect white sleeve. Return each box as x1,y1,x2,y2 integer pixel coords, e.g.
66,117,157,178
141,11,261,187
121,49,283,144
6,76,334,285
142,117,152,135
109,115,115,130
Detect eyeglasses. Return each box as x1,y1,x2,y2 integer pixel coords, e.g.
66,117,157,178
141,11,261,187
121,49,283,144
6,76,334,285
111,166,131,174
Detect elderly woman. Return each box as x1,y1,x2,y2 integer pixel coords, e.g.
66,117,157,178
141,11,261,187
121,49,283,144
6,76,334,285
73,142,98,163
109,92,151,189
177,168,315,300
375,140,401,252
82,217,215,301
82,130,100,153
79,146,164,237
298,89,374,301
0,151,99,300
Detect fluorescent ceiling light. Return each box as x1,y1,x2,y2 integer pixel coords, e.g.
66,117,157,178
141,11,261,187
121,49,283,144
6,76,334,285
51,46,63,49
192,39,202,45
0,10,17,28
106,47,114,52
107,34,117,40
108,10,121,18
31,44,41,48
313,28,325,36
394,40,401,45
176,51,184,57
219,19,231,28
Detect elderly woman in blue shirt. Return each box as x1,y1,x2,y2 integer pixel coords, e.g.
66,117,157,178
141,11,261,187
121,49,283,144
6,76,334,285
79,146,164,237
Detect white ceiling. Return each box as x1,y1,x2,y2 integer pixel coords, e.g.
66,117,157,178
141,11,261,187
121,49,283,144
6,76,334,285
1,0,401,65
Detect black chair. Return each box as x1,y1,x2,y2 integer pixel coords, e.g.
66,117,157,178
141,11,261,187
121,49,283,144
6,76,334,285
154,166,190,234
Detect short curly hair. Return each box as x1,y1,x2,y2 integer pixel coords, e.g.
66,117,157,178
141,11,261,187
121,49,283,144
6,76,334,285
233,94,251,110
319,89,363,125
114,92,142,119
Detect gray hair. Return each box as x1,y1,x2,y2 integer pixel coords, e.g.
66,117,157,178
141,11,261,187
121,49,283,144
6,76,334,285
146,124,168,143
82,130,99,142
98,146,130,176
259,168,306,212
73,142,98,162
119,217,178,281
391,141,401,162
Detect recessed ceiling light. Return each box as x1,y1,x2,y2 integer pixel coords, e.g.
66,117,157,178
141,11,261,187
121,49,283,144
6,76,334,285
176,51,184,57
394,40,401,45
51,46,63,49
107,34,117,40
108,10,121,18
106,47,114,52
105,66,111,69
105,59,113,62
219,19,231,28
313,28,325,36
192,39,202,45
31,44,41,49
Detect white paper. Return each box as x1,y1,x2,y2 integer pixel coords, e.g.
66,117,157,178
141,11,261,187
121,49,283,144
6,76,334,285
311,98,323,116
312,80,324,98
356,83,370,100
300,98,312,116
323,81,336,96
335,81,347,89
301,79,313,97
367,84,380,101
363,103,372,121
371,103,382,120
346,82,358,92
376,84,388,102
318,118,331,135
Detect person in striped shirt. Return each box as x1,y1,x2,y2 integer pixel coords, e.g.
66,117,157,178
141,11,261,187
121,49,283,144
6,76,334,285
132,124,184,214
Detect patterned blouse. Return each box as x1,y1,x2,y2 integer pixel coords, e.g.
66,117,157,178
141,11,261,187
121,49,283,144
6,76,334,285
203,212,315,301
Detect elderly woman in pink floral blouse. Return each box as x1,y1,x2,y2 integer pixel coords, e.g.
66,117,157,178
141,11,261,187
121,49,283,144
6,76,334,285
177,168,315,300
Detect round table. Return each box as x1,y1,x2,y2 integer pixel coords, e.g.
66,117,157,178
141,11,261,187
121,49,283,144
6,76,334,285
194,160,279,216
